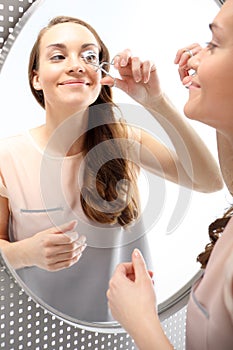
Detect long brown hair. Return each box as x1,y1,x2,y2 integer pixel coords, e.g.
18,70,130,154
197,206,233,268
28,16,140,226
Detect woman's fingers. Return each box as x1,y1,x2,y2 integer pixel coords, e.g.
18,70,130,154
174,43,202,64
30,221,87,271
45,242,87,266
174,43,203,81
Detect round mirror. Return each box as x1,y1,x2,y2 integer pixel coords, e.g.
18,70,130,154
0,0,229,329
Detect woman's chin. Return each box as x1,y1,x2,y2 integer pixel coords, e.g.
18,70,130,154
183,102,195,120
183,97,203,122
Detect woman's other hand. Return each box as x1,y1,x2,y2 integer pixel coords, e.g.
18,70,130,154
22,220,86,271
107,249,156,331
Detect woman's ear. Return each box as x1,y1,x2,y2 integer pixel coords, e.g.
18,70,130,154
32,70,41,90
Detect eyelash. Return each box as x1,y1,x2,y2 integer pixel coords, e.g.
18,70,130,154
50,54,65,61
206,41,218,52
50,50,99,63
81,50,99,64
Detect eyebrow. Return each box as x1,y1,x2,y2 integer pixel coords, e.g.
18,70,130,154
209,22,222,33
46,43,99,50
209,22,225,42
209,23,215,31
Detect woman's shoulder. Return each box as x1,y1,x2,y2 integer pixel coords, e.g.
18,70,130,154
223,245,233,324
0,132,30,154
0,132,27,146
0,132,37,170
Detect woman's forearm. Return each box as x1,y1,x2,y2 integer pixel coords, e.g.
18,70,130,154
145,93,223,193
0,220,84,272
126,313,174,350
0,239,29,269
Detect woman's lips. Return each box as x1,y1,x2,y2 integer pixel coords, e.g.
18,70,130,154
59,79,89,86
183,76,200,89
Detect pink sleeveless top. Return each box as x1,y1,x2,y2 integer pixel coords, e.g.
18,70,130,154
186,216,233,350
0,131,153,323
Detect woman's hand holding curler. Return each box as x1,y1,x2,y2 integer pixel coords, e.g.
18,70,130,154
101,49,162,108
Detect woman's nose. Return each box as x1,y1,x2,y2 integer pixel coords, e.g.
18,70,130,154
188,49,204,72
67,57,86,74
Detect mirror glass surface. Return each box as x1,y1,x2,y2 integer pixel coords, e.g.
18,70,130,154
0,0,229,327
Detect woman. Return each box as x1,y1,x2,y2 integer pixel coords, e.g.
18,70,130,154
107,0,233,348
0,16,222,322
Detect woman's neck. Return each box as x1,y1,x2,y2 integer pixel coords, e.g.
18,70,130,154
31,109,88,156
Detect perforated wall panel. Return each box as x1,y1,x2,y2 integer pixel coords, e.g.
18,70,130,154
0,0,36,49
0,252,188,349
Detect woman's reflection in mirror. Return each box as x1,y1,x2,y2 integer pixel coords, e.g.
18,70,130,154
0,15,223,321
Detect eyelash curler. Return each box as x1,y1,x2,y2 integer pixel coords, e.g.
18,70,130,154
82,50,117,86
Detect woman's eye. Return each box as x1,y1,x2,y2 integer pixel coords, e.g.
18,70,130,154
50,54,65,61
206,41,217,52
82,51,99,65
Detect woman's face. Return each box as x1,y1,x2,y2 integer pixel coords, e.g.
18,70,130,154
33,22,102,115
184,0,233,133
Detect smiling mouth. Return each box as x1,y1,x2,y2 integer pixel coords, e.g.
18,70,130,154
184,79,200,89
59,80,90,86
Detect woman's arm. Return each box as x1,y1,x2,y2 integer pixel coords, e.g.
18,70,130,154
107,249,174,350
0,196,86,270
216,131,233,195
101,49,223,193
139,94,223,192
223,247,233,325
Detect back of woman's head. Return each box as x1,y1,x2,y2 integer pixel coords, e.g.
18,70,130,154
197,206,233,268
